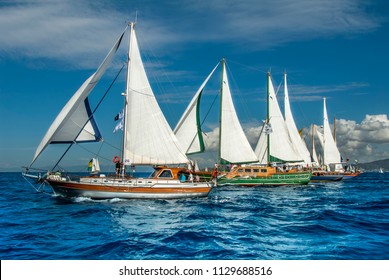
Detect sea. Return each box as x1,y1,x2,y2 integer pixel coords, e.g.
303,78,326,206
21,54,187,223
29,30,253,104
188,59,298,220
0,171,388,260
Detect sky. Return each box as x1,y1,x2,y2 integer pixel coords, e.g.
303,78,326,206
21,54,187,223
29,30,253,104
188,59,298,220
1,0,389,171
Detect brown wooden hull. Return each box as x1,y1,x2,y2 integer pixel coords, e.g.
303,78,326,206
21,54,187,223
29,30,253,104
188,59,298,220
46,178,211,199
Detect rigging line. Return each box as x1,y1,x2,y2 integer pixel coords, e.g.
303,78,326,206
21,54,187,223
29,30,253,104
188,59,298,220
51,63,127,171
139,33,181,124
224,61,253,124
73,142,113,164
228,59,268,74
22,175,52,195
185,88,220,157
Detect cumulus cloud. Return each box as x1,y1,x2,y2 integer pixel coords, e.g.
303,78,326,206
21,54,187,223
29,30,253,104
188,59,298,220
325,114,389,162
189,114,389,167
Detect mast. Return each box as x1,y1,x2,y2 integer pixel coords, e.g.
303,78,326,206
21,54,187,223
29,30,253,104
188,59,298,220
311,124,315,163
121,22,134,176
218,58,225,164
267,72,271,165
333,116,337,143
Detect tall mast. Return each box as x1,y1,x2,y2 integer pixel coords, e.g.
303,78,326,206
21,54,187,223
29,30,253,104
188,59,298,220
218,58,225,164
121,22,134,176
333,116,337,143
323,97,326,166
311,124,315,163
267,72,271,165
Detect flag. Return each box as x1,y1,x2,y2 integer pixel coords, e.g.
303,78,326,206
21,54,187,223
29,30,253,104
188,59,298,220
114,109,124,121
113,109,124,133
264,123,273,134
87,159,93,172
113,119,123,133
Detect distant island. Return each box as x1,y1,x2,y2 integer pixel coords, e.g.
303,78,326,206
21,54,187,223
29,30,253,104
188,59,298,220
358,158,389,171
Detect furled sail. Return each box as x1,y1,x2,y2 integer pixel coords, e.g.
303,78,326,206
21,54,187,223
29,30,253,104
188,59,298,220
323,97,341,165
283,73,312,165
255,73,301,164
123,23,188,165
219,60,258,164
174,63,220,155
30,28,126,167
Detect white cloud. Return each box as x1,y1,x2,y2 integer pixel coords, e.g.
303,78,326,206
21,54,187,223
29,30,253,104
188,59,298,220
190,114,389,166
0,0,382,68
332,114,389,162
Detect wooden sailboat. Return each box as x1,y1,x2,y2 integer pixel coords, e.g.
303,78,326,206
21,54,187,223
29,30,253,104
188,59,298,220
310,97,358,182
310,124,343,182
23,22,211,199
221,72,311,186
175,66,311,186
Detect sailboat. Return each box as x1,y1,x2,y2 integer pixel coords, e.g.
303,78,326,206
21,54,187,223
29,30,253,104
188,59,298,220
175,66,311,186
310,98,345,182
233,72,312,186
23,22,211,199
175,59,258,182
87,158,100,175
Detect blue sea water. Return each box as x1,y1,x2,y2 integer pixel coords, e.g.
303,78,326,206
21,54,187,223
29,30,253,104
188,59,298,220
0,172,388,260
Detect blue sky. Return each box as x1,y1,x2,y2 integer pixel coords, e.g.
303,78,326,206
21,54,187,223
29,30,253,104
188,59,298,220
1,0,389,171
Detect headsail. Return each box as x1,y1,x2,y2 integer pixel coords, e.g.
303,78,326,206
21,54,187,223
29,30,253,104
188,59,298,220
255,73,301,164
30,28,126,167
219,60,258,164
174,62,220,155
122,23,188,165
283,73,312,165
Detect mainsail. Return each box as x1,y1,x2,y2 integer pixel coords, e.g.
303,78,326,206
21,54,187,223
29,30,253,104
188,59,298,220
219,60,258,164
283,73,312,165
322,97,341,165
255,73,301,164
122,23,188,165
29,28,126,167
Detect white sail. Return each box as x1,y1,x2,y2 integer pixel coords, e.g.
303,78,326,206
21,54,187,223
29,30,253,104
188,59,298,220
323,97,341,165
219,61,258,164
311,125,320,166
255,73,301,164
283,73,312,165
30,28,126,167
123,23,188,165
174,63,220,154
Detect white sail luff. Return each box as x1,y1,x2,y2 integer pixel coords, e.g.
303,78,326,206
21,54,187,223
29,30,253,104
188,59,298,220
283,73,312,165
30,28,126,167
220,61,258,163
174,62,220,154
123,23,188,165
